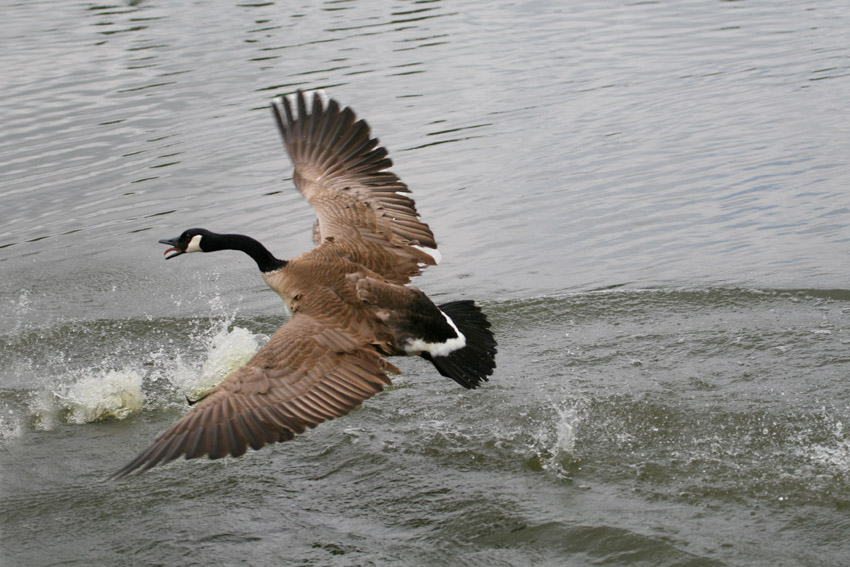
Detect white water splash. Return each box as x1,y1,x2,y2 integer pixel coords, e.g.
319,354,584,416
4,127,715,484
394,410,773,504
59,369,147,424
804,419,850,473
165,295,268,398
0,409,24,440
529,401,582,477
12,290,32,328
28,368,147,430
19,311,266,430
544,403,579,456
172,324,265,399
808,439,850,473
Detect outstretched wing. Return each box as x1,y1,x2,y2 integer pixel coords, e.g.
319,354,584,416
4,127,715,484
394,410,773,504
112,314,399,478
271,90,440,284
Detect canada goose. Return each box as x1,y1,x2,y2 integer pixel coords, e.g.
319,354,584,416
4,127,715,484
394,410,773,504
112,90,497,478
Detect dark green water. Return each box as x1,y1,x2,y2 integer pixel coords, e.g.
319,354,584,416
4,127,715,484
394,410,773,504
3,0,850,565
3,289,850,566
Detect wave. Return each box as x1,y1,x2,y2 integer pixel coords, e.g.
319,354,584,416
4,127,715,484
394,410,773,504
2,285,849,504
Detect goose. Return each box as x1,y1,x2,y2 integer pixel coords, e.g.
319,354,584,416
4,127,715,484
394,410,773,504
112,90,497,478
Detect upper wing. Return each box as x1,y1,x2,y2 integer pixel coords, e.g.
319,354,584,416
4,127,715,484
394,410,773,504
112,314,399,478
271,90,440,284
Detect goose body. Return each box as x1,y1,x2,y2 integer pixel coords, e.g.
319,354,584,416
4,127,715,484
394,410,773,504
113,91,496,478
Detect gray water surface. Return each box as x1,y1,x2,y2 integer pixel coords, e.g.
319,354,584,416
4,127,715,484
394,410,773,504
2,1,850,566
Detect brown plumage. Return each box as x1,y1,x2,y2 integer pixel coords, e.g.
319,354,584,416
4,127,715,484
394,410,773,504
275,90,438,284
112,91,496,478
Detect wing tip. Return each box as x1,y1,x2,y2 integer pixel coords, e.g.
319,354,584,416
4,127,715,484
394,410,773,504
272,89,330,121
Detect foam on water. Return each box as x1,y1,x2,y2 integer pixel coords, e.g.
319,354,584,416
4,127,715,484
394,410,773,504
27,368,146,430
11,312,267,431
60,369,146,425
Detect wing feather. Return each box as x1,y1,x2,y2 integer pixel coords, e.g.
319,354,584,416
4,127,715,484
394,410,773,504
271,90,439,284
111,314,398,478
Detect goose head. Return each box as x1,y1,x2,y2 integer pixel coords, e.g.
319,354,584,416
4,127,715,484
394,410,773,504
158,228,287,272
159,228,212,259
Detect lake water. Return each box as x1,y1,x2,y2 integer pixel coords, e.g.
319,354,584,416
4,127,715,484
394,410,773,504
2,1,850,565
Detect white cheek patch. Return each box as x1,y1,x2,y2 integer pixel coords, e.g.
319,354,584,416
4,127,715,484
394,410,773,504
404,310,466,357
186,234,203,253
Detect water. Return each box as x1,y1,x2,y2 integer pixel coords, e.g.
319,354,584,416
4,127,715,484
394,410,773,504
2,1,850,565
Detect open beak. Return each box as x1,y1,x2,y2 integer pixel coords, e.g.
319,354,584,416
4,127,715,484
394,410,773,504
159,237,184,260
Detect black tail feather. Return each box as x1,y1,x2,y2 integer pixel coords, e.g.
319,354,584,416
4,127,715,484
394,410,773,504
422,300,497,389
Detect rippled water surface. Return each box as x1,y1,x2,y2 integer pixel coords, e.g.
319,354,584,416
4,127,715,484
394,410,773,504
2,1,850,566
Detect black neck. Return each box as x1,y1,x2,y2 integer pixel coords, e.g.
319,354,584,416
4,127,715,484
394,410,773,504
204,233,288,273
